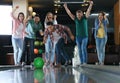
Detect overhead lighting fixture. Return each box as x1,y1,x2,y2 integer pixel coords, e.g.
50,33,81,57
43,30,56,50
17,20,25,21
81,3,88,6
54,4,58,6
55,10,58,13
83,0,90,2
28,6,33,12
32,12,36,17
90,13,109,16
54,0,61,3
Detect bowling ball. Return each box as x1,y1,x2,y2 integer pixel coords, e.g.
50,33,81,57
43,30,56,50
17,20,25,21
39,49,43,54
34,69,44,82
34,57,44,69
34,48,39,54
40,42,44,46
34,41,40,46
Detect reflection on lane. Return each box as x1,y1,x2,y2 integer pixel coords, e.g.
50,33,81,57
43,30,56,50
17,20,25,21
0,66,120,83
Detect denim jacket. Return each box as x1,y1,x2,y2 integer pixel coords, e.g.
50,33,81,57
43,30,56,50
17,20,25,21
94,18,109,39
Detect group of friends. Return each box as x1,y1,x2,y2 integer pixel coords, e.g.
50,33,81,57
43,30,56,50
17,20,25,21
11,1,109,68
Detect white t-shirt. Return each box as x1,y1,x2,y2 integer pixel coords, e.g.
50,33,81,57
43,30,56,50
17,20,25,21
12,23,24,38
52,31,61,42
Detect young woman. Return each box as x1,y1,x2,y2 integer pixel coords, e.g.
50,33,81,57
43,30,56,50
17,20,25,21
94,11,109,65
44,22,74,67
11,6,25,65
44,12,57,28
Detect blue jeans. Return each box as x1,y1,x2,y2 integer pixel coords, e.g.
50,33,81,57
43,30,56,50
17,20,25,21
55,38,70,64
12,37,23,65
95,37,107,64
22,37,35,63
45,36,55,63
76,36,88,64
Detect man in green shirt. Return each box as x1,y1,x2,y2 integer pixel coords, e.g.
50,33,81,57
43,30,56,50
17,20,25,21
21,14,43,67
64,1,93,65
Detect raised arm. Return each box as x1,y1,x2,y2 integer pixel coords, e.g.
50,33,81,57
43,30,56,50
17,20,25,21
11,6,19,20
53,15,58,24
63,3,75,20
85,1,93,18
104,14,109,27
24,16,32,25
39,23,44,36
62,25,74,41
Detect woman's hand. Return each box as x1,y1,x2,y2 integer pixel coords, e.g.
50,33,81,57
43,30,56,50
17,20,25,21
16,6,19,9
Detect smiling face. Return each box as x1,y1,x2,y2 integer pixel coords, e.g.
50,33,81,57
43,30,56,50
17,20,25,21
98,12,105,21
76,10,83,19
34,16,40,23
47,25,54,32
18,12,24,22
46,12,54,21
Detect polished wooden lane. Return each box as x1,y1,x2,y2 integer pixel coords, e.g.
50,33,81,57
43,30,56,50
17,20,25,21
0,65,120,83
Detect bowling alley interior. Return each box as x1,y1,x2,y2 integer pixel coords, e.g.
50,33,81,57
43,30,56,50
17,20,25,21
0,0,120,83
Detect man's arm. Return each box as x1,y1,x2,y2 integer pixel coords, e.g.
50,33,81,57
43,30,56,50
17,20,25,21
39,23,44,36
62,25,74,41
85,1,93,18
43,28,49,44
63,3,75,20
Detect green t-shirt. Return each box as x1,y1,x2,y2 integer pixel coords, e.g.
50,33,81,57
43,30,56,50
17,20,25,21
74,16,88,37
29,19,43,33
26,19,43,39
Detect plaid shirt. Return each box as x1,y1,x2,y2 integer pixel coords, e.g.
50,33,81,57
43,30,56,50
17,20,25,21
44,24,69,44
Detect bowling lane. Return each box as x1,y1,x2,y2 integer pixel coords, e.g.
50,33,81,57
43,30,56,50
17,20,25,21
0,66,120,83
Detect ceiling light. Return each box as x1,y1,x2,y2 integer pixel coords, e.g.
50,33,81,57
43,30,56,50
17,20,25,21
32,12,36,17
82,3,88,6
28,6,33,12
54,4,58,6
83,0,90,2
55,10,58,13
90,13,109,16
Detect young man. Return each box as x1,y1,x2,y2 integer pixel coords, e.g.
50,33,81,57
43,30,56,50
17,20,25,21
44,22,74,67
63,1,93,65
21,14,43,67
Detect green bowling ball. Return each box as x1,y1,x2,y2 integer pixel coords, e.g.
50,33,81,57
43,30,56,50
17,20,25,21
34,41,40,46
40,42,44,46
34,69,44,82
34,57,44,69
39,49,43,54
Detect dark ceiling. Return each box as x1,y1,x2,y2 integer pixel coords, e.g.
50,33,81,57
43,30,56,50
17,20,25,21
0,0,118,24
0,0,118,11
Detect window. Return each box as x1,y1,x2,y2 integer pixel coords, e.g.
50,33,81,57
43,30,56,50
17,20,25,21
0,5,12,35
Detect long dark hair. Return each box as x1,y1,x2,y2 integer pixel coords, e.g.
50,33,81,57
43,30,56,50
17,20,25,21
98,11,105,19
17,12,24,21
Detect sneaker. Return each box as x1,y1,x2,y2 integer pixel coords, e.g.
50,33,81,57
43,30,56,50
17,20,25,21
30,62,34,69
50,63,54,68
45,62,50,67
76,64,82,67
100,62,104,65
83,63,87,65
16,62,21,66
54,63,61,68
68,60,72,65
22,62,26,67
64,61,69,66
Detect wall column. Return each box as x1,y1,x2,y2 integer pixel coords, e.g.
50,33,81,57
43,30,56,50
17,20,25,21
12,0,28,18
114,0,120,45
